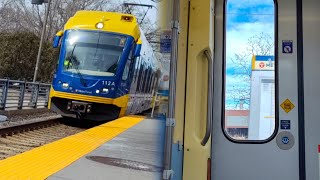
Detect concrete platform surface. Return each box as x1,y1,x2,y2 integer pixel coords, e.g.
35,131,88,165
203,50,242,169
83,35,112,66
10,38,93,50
48,118,165,180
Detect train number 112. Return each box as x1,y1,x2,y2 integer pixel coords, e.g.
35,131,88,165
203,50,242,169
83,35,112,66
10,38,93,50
102,81,115,86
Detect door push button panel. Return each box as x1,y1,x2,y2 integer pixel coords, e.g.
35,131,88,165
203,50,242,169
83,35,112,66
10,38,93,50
276,131,294,150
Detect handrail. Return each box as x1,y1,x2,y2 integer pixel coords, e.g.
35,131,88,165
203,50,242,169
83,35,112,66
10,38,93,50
201,49,213,146
0,79,50,110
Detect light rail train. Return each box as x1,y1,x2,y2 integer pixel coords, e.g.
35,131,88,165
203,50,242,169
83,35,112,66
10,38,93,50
48,11,160,121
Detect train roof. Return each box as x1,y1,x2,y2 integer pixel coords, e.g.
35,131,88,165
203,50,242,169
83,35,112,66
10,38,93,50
64,11,141,41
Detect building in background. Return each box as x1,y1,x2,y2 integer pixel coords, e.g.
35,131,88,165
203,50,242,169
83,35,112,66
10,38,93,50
225,55,275,140
248,55,275,140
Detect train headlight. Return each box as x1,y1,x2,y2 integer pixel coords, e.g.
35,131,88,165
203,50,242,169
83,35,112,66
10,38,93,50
62,83,69,88
87,104,92,113
67,101,71,110
102,88,109,94
96,22,104,29
96,90,100,94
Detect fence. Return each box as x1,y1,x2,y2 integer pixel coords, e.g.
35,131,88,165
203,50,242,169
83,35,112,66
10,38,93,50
0,79,50,110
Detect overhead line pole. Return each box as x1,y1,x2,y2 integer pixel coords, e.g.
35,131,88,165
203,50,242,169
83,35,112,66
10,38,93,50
163,0,179,179
33,0,51,82
123,3,154,8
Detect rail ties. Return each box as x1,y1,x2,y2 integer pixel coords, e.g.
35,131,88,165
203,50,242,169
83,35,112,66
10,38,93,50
0,119,60,138
0,118,84,160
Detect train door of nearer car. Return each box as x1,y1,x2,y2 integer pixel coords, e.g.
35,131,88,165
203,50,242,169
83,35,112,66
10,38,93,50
301,0,320,179
211,0,301,179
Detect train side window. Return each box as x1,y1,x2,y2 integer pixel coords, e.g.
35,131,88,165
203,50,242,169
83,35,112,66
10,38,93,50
224,0,276,141
149,74,154,93
147,70,152,93
144,69,149,93
144,68,150,93
132,57,139,82
148,71,151,92
122,60,130,81
133,58,139,84
143,67,147,93
150,73,154,93
122,44,134,81
136,58,141,82
137,63,144,93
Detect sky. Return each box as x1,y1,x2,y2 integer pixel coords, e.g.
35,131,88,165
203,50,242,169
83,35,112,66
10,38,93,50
226,0,274,60
225,0,275,109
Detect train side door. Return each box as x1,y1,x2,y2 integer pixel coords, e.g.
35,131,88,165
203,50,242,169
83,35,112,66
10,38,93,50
181,0,215,179
302,0,320,179
211,0,301,179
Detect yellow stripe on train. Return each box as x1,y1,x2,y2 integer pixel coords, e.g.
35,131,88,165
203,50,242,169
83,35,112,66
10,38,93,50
48,88,129,108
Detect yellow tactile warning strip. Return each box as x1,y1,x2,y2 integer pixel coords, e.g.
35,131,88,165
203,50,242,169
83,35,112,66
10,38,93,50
0,115,145,180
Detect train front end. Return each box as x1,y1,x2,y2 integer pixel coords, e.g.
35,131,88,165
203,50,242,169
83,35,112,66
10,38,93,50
48,11,141,121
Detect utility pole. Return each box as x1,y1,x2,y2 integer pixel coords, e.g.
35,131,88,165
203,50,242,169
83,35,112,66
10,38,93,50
161,0,179,179
32,0,51,82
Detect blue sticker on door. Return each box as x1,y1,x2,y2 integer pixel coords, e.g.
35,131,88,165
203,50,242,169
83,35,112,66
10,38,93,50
280,120,291,130
282,40,293,53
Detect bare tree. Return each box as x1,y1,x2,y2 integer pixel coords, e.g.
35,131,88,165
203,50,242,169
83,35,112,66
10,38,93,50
0,0,121,40
0,0,160,81
228,32,274,109
0,0,159,42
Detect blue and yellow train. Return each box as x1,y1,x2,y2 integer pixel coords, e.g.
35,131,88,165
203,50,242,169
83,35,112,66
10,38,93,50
48,11,160,121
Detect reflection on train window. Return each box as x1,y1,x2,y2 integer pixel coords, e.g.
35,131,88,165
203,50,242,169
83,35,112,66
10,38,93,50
122,44,135,81
122,59,131,80
63,30,127,77
224,0,275,141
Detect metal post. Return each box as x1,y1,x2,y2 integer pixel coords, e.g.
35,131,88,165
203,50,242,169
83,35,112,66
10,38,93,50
18,81,26,109
1,79,9,110
33,0,51,82
163,0,179,179
44,86,50,107
33,83,40,108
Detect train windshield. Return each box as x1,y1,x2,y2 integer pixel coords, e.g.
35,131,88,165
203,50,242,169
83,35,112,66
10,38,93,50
63,30,127,77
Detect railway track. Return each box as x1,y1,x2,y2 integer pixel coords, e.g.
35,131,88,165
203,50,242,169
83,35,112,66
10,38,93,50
0,118,85,160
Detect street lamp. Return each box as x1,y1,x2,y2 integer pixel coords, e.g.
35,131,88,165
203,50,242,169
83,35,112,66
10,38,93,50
31,0,51,82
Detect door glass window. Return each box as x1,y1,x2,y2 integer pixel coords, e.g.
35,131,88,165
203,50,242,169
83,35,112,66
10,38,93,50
224,0,276,141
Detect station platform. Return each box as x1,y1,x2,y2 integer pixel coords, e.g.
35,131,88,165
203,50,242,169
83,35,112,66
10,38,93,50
0,115,165,180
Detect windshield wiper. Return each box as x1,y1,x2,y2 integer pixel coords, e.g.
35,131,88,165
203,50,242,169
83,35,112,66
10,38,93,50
68,44,87,87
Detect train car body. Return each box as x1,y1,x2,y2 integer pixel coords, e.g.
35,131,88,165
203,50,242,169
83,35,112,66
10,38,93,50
48,11,160,121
